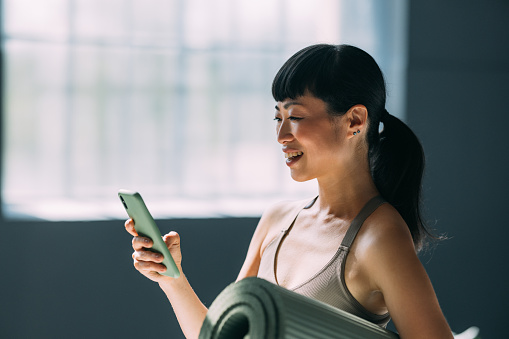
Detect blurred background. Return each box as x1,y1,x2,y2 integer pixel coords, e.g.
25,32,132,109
2,0,406,220
1,0,508,338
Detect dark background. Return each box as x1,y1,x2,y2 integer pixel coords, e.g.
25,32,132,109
2,1,508,338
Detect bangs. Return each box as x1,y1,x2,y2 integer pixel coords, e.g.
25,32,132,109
272,44,339,103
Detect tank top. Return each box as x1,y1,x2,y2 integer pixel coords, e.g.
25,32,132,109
257,196,391,327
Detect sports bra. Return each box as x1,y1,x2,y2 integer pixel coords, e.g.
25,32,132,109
257,195,391,327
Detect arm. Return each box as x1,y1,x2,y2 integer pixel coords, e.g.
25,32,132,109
126,221,207,339
360,211,453,339
158,269,208,339
236,208,273,281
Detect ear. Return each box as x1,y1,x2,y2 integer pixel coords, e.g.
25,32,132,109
346,105,368,138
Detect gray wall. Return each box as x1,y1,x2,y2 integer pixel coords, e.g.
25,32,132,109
2,1,508,338
0,218,257,338
407,1,509,337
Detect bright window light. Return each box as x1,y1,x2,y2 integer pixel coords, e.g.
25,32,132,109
2,0,408,220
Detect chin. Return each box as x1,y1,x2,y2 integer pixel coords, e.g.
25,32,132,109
290,171,314,183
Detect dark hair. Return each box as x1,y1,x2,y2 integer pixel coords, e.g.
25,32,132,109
272,44,435,251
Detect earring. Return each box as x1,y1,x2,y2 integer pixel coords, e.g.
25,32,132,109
353,130,360,136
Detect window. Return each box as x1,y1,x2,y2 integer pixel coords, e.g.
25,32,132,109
1,0,408,220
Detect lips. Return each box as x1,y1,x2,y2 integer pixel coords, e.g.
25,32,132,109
284,150,304,166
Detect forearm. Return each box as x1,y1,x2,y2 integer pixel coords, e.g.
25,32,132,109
158,273,208,339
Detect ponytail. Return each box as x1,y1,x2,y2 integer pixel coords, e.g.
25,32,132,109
370,109,433,251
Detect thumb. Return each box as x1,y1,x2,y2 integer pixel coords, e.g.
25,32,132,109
163,231,180,247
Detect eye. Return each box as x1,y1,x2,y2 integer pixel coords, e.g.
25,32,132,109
289,116,303,121
273,117,282,122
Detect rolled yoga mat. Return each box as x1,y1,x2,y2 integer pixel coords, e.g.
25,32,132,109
199,277,399,339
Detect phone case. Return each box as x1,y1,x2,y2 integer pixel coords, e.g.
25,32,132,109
118,189,180,278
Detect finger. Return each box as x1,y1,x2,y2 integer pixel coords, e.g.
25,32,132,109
132,236,153,251
133,258,167,273
132,249,164,263
163,231,180,247
124,219,138,237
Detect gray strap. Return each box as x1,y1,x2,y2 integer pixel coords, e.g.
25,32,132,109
281,196,318,233
274,196,319,285
341,196,387,248
303,196,319,209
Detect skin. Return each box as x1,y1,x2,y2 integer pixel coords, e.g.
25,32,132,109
126,94,453,339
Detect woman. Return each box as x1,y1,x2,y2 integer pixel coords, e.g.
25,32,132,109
125,44,453,339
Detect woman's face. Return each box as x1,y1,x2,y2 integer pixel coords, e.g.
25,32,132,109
274,94,351,182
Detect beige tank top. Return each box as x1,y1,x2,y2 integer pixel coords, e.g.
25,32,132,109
257,196,391,327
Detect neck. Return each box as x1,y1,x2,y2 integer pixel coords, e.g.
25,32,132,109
315,160,379,220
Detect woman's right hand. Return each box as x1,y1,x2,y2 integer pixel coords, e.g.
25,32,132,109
125,219,183,283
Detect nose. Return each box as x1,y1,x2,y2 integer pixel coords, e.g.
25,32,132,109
277,119,294,144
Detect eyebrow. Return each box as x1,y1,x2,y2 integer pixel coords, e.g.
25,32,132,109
275,101,302,111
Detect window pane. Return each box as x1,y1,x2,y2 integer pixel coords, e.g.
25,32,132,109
3,0,69,40
73,0,130,43
3,42,68,199
132,0,181,47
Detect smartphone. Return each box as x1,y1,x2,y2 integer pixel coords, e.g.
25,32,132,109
118,189,180,278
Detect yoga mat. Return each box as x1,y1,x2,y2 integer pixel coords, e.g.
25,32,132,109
199,277,399,339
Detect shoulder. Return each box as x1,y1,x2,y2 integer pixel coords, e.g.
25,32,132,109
259,198,310,228
351,202,418,286
354,202,414,257
352,202,429,308
236,197,314,281
257,197,314,252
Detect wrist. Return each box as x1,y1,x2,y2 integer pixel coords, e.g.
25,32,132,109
158,269,185,290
